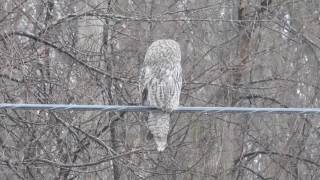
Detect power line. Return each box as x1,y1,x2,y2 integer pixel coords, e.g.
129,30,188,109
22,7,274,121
0,103,320,114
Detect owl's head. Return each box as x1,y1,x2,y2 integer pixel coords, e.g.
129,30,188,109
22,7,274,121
144,39,181,65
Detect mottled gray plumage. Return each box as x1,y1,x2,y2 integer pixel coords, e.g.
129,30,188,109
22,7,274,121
140,39,182,151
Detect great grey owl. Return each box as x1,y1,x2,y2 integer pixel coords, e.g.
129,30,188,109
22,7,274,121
140,39,182,151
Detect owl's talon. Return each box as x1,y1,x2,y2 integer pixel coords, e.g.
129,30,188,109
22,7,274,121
161,106,174,113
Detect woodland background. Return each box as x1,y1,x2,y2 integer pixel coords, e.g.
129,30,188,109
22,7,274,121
0,0,320,179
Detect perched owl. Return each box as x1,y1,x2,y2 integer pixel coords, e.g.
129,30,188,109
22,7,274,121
140,39,182,151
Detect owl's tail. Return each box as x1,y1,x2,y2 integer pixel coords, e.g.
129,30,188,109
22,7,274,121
148,112,170,151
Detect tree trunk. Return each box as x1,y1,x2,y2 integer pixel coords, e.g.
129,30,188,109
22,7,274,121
221,0,252,179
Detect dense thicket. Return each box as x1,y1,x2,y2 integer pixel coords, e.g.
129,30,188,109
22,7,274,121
0,0,319,179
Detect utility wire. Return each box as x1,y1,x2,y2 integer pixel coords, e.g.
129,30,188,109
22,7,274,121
0,103,320,114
